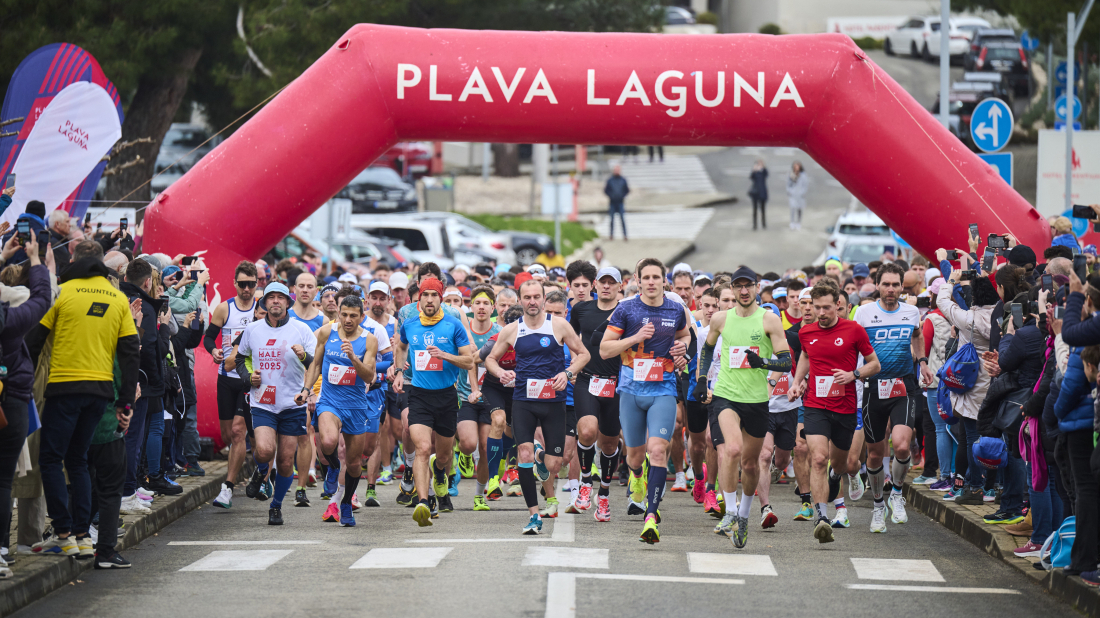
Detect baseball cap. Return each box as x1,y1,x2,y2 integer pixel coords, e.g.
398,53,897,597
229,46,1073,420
389,272,409,290
495,263,512,275
514,271,534,290
1008,245,1037,267
261,282,291,302
730,266,757,284
772,287,787,299
672,262,692,275
548,266,566,280
368,281,390,296
474,264,495,278
527,264,547,278
161,265,182,281
852,263,870,278
761,302,780,317
338,272,358,283
596,266,621,283
694,273,712,285
798,288,813,300
925,268,941,286
452,264,470,274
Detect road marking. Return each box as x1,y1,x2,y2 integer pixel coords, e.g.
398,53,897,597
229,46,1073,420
168,541,323,546
551,514,575,542
850,558,944,582
545,573,744,618
350,547,453,569
687,552,777,576
845,584,1020,595
179,549,292,571
593,207,714,240
523,547,608,569
406,538,552,543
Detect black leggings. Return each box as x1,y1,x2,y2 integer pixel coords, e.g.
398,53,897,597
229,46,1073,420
512,400,566,457
0,398,29,548
752,199,767,228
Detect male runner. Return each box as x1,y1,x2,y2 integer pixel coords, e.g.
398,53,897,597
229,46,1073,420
670,268,698,490
458,285,502,511
393,276,476,526
234,283,317,525
319,283,340,323
686,288,719,505
853,262,932,532
570,266,624,521
542,289,579,514
486,279,589,534
787,281,880,543
296,295,379,526
206,261,258,509
361,282,396,503
601,258,690,544
694,266,791,548
478,306,522,500
289,272,324,331
789,288,817,521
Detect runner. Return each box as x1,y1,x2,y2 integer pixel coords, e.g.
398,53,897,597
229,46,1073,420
288,272,325,331
600,258,690,544
694,266,791,548
853,262,933,532
205,261,258,509
570,266,624,522
457,285,502,511
542,288,580,513
295,295,380,527
393,276,476,526
233,282,317,525
787,281,880,543
755,298,802,530
361,282,396,505
685,288,719,506
477,306,523,500
789,288,817,521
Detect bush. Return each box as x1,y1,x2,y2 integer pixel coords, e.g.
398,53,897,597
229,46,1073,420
465,214,598,258
759,23,782,35
696,11,718,26
851,36,883,50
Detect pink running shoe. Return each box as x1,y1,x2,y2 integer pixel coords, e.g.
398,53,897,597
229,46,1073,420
594,495,611,522
322,502,340,522
575,484,592,511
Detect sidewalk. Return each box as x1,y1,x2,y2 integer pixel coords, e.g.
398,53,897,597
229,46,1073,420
902,474,1100,616
1,461,235,616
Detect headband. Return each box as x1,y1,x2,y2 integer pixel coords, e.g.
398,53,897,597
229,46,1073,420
472,291,493,304
825,259,843,271
443,289,462,299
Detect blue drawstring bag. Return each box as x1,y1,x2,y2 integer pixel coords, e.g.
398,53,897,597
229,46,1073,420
1040,517,1075,570
973,436,1009,469
940,318,979,393
935,381,958,425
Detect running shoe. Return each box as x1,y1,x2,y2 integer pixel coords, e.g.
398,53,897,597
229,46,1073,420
323,466,340,498
540,497,560,518
703,490,721,516
714,492,726,517
629,472,646,505
575,483,592,510
813,517,835,543
533,442,550,482
912,475,936,485
1013,541,1044,558
831,507,851,529
870,503,887,533
888,493,908,524
692,476,706,504
770,463,783,486
627,500,646,516
93,550,131,570
929,477,953,492
351,493,362,510
983,489,997,503
983,510,1025,525
761,505,778,529
848,473,865,502
793,502,814,521
340,503,356,527
486,476,503,501
670,472,689,492
429,454,448,497
473,494,490,511
378,469,394,485
449,472,460,497
942,487,962,501
412,502,433,527
507,483,523,497
212,484,233,509
119,495,151,515
437,495,454,513
306,470,317,487
429,495,440,518
714,511,735,536
594,495,611,522
245,468,263,499
364,488,380,507
396,486,416,506
523,513,543,535
458,452,476,479
731,516,749,548
33,535,79,556
258,479,273,501
294,489,310,507
322,502,339,522
639,514,660,544
503,467,519,485
268,507,283,526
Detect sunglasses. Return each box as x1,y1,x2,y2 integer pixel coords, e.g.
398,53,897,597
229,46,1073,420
236,280,258,289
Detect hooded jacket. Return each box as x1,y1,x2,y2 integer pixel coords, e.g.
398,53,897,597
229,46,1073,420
119,280,169,398
1054,347,1095,433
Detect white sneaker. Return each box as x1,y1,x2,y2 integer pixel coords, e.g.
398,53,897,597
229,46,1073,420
0,555,10,580
120,494,151,515
88,525,99,545
870,503,887,533
888,492,908,524
671,472,688,492
213,484,233,509
848,474,865,501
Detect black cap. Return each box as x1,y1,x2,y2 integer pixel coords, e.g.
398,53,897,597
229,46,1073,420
25,200,45,219
730,266,757,284
1008,245,1036,268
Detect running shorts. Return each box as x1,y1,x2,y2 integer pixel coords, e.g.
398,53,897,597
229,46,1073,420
685,399,708,435
512,400,567,457
767,408,799,451
407,385,459,439
710,397,769,440
217,374,249,421
802,407,857,451
251,406,308,437
861,374,920,444
619,393,677,449
458,399,493,426
481,380,514,426
573,374,622,437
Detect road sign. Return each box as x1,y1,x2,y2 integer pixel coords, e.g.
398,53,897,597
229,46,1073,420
1063,208,1092,236
1056,61,1082,84
978,152,1013,187
969,98,1013,152
1055,94,1082,121
1020,30,1039,52
1054,121,1083,131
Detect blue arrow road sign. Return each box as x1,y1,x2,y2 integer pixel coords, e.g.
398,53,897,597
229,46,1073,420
969,98,1013,153
1055,94,1082,120
1020,31,1039,51
1056,61,1082,84
978,152,1013,187
1054,121,1082,131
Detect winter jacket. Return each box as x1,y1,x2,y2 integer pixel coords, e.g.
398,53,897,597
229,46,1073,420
48,228,71,271
0,265,51,401
997,322,1045,390
936,292,994,420
786,172,808,210
166,280,204,316
922,310,951,388
1054,347,1095,433
1060,291,1100,347
604,175,629,203
119,281,169,398
749,168,768,201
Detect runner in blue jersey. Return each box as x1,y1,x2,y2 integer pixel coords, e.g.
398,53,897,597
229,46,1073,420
486,279,589,535
296,295,379,527
360,282,395,507
288,272,325,331
852,262,933,533
457,285,502,512
600,258,690,544
542,288,578,513
393,276,475,527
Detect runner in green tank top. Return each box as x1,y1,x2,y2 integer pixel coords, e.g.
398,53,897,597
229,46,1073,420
692,267,791,549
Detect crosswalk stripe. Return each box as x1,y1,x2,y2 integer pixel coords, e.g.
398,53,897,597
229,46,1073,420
523,546,608,569
168,541,322,546
845,584,1019,594
545,572,744,618
179,549,293,571
686,552,777,576
551,513,575,542
850,558,944,582
350,547,453,569
607,155,717,193
593,207,714,240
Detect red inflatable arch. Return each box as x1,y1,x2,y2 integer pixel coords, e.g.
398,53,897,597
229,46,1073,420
143,25,1049,443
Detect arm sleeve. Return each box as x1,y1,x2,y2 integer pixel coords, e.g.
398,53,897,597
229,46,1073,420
922,320,934,357
478,340,495,362
203,321,221,354
376,350,393,375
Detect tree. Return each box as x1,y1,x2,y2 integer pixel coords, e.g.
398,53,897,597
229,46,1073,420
954,0,1100,50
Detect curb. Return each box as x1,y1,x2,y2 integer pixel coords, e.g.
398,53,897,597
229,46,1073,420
903,478,1100,616
0,461,239,616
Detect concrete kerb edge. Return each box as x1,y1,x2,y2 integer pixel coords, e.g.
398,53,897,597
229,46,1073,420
0,463,243,616
903,480,1100,616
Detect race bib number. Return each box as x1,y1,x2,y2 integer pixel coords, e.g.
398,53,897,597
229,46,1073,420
327,364,357,386
257,385,277,405
771,374,791,397
588,377,617,398
477,366,486,386
878,378,907,399
728,346,760,369
633,358,664,382
526,379,556,399
414,350,442,371
231,329,244,343
815,376,843,398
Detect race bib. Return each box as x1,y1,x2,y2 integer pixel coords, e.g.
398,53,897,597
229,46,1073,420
477,366,486,386
327,364,357,386
231,329,244,343
414,350,442,371
771,374,791,397
878,378,907,399
257,385,277,405
815,376,843,398
588,377,617,398
633,358,664,382
526,379,556,399
728,346,760,369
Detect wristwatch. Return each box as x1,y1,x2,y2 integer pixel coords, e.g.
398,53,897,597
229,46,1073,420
565,370,574,381
767,378,778,387
853,367,861,380
917,357,929,365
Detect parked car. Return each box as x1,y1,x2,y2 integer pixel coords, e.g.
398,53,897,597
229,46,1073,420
931,78,1007,146
160,123,222,168
264,226,413,272
972,41,1029,96
350,213,496,268
885,16,938,58
963,28,1018,70
815,208,895,265
373,141,433,180
665,6,695,25
406,212,557,266
922,17,990,62
336,166,418,213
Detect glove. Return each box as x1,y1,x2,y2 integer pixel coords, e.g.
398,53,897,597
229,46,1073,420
745,350,766,369
692,378,709,402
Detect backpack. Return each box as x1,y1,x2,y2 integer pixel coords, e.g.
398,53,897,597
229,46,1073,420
940,317,979,393
1040,516,1075,570
936,381,959,425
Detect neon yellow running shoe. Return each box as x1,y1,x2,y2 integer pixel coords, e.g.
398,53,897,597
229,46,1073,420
473,494,490,511
640,513,660,544
629,471,646,504
429,454,449,498
412,502,433,527
486,476,503,501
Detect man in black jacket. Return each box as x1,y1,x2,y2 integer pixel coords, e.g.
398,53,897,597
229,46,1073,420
603,165,629,241
46,208,73,271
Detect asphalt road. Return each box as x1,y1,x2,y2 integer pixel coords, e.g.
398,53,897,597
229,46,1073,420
14,468,1077,618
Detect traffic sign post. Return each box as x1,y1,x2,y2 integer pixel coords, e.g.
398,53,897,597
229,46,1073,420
1056,61,1082,84
969,98,1013,153
1055,94,1083,120
1020,30,1039,51
978,152,1013,187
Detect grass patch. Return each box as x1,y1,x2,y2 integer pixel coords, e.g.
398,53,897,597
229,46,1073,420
466,214,598,257
852,36,884,50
